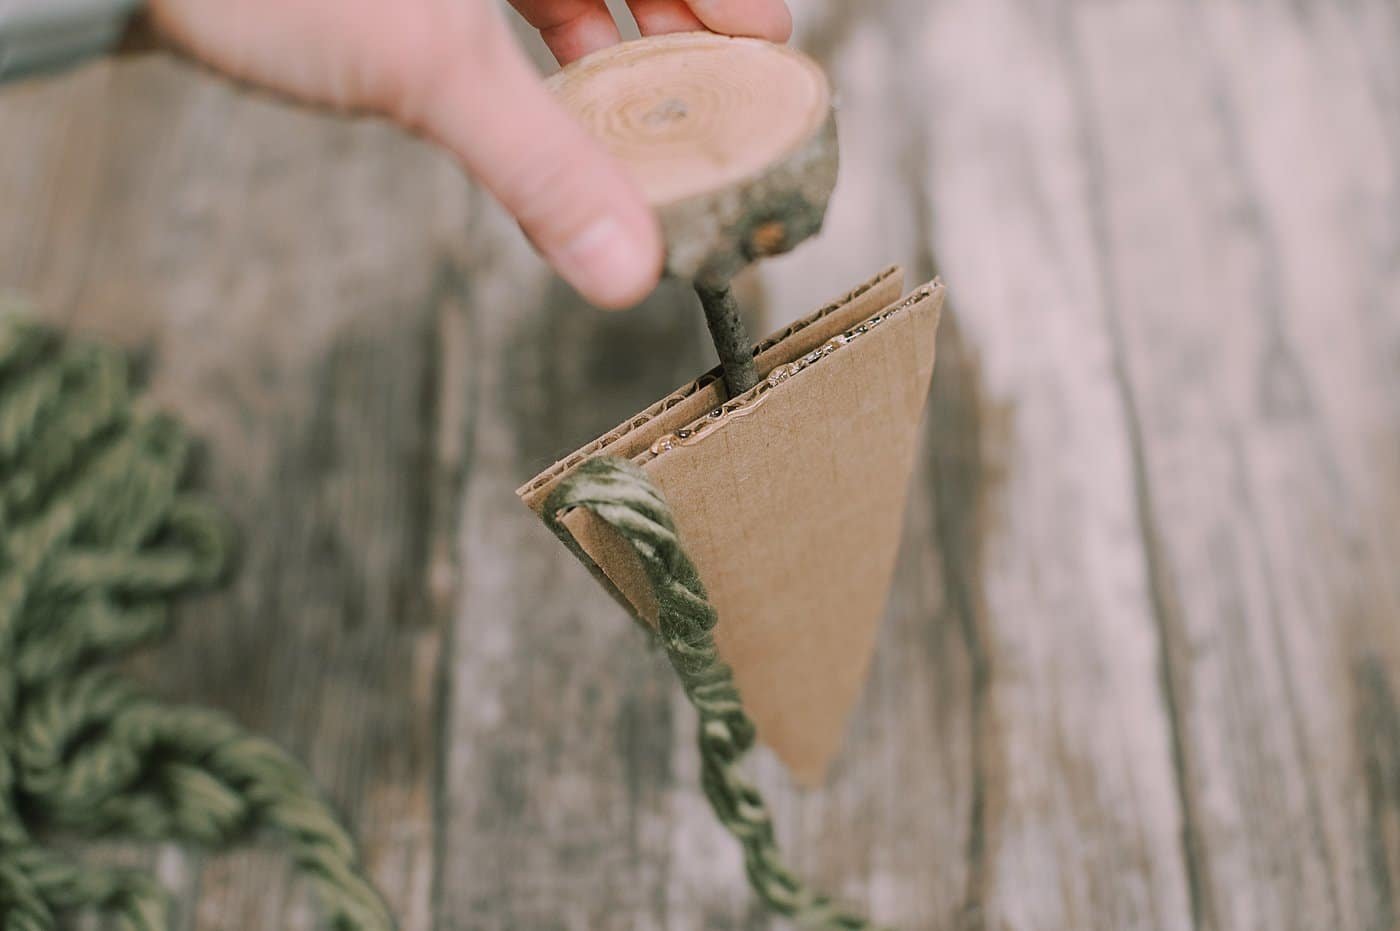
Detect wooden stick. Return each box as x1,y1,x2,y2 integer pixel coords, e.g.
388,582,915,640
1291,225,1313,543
695,281,759,397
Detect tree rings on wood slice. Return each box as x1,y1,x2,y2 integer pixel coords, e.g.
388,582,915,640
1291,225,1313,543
549,33,839,285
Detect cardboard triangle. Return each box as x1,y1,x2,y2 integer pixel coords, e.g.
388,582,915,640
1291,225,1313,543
520,272,944,786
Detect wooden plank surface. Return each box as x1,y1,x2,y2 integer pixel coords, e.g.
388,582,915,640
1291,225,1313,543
0,60,472,931
0,0,1396,928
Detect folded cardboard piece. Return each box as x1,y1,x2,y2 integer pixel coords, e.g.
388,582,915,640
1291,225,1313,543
520,269,944,786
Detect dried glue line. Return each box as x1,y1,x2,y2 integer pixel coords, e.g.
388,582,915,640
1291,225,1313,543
640,287,934,464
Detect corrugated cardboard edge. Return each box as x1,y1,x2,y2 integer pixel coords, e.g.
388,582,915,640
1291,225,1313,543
518,266,905,509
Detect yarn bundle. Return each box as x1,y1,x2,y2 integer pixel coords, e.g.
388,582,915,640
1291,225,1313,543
0,307,391,931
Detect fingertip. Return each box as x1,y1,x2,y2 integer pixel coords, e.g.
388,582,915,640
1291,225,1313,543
627,0,705,37
757,1,793,43
684,0,792,43
770,4,794,43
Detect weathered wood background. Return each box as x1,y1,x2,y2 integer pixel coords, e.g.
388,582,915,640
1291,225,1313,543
2,0,1398,928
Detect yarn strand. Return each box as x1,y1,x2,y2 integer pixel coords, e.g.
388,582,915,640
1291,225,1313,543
546,456,890,931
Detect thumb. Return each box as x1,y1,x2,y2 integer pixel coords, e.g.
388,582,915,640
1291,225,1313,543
407,10,663,309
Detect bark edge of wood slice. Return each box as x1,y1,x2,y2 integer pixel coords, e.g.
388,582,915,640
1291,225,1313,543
548,33,839,285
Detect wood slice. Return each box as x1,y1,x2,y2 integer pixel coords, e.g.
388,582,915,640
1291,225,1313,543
549,33,839,286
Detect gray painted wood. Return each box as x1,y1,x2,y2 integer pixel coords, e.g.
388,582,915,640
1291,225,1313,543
0,0,1396,928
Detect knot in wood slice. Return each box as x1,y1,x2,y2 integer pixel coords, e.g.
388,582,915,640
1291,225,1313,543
549,33,839,285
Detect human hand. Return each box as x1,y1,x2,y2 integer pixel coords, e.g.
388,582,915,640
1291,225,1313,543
139,0,793,308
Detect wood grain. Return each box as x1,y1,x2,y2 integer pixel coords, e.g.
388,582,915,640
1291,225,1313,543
551,33,839,284
1062,3,1400,927
0,0,1396,928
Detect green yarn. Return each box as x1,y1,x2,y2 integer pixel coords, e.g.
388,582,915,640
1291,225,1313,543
545,456,887,931
0,306,392,930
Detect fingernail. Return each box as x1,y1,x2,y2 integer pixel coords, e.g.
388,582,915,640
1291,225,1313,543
551,216,656,309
